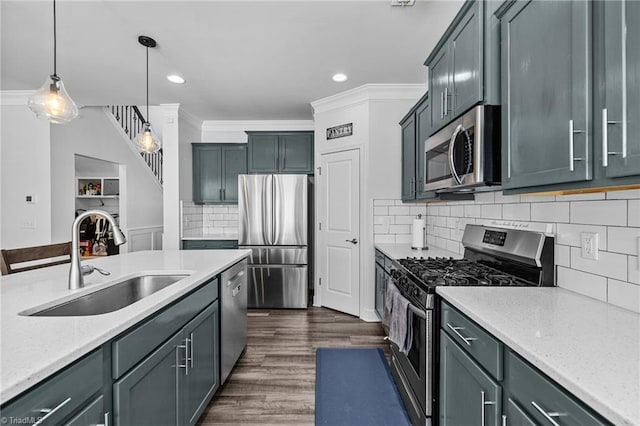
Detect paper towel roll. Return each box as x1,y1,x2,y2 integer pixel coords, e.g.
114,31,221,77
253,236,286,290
412,217,426,250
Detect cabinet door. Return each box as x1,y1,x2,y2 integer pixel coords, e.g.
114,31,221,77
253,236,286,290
114,333,184,426
415,97,438,200
183,301,220,426
429,46,451,132
247,134,279,173
374,262,385,319
503,398,536,426
501,0,591,189
221,145,247,202
279,133,314,173
401,114,417,201
439,331,502,426
450,0,483,117
193,144,222,203
64,395,106,426
602,0,640,178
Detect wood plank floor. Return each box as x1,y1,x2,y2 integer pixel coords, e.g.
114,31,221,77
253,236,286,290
197,307,389,426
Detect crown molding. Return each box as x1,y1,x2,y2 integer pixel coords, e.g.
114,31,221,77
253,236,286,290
201,120,314,132
310,83,426,114
0,90,35,106
178,107,203,130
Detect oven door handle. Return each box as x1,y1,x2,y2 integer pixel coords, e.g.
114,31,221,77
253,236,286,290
448,124,464,184
407,303,426,320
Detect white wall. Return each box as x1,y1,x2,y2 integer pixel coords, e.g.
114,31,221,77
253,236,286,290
0,98,52,249
178,114,201,202
312,84,425,321
50,107,163,244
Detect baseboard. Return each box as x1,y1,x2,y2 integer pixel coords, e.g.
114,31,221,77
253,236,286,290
360,308,380,323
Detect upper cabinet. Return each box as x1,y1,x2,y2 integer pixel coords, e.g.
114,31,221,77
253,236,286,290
193,144,247,204
425,0,500,135
497,0,640,193
499,0,591,190
601,0,640,179
246,131,314,174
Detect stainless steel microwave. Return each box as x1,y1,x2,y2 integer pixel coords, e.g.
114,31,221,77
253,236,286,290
423,105,501,193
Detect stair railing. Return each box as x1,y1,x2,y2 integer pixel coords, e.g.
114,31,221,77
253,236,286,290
109,105,163,184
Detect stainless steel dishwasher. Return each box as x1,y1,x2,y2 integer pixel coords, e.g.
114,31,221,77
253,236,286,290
221,258,248,384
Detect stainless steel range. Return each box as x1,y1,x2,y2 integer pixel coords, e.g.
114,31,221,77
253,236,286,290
386,224,554,426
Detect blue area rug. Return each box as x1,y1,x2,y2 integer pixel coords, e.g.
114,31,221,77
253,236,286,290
315,347,411,426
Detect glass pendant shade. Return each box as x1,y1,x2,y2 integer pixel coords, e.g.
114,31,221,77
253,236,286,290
28,75,79,124
136,123,161,153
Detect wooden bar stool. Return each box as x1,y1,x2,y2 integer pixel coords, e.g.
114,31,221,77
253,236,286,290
0,242,72,275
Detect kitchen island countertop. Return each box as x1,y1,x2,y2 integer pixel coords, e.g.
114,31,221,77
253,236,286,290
437,286,640,426
0,249,249,404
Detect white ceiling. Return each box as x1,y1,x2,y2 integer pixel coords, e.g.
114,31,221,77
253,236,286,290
1,0,463,121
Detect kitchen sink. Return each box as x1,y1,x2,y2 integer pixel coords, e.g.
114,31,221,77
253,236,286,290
28,274,189,316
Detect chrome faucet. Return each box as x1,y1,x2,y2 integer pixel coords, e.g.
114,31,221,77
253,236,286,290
69,210,126,290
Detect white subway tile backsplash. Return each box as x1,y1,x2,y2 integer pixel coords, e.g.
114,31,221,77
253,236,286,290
607,279,640,312
629,200,640,227
389,224,411,234
557,267,608,302
396,234,413,244
450,206,464,217
389,206,411,216
446,217,459,229
607,189,640,199
502,203,530,221
607,227,640,255
395,216,416,225
375,234,396,244
411,206,427,215
465,205,481,218
556,223,608,250
494,192,521,204
571,200,627,226
531,202,569,223
555,244,570,268
374,199,396,206
374,224,389,234
474,192,495,204
629,257,639,285
570,247,627,281
436,227,450,239
481,204,502,219
446,239,461,254
374,206,388,216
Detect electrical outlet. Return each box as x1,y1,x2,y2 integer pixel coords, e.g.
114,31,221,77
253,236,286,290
581,232,599,260
21,219,36,229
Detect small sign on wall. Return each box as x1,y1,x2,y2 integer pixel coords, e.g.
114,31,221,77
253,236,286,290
326,123,353,140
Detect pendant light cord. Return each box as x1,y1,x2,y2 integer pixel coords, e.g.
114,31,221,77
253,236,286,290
53,0,57,76
146,45,149,124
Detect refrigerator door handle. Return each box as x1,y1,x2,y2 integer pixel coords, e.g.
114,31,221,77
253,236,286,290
262,175,274,245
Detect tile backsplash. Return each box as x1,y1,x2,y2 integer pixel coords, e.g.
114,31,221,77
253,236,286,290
423,189,640,313
182,201,239,238
373,200,427,244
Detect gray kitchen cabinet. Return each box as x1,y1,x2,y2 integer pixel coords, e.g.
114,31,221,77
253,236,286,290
374,250,389,320
415,96,435,200
193,144,247,204
498,0,592,190
0,349,106,426
601,0,640,179
183,302,220,426
440,331,502,426
428,47,451,132
64,395,106,426
401,112,417,201
246,131,314,174
182,240,238,250
114,300,220,426
440,300,612,426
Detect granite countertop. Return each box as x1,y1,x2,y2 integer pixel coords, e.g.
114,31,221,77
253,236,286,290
375,243,462,260
437,287,640,426
0,249,249,404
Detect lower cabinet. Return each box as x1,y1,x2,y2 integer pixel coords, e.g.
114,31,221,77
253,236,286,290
439,331,502,426
374,250,391,321
440,301,612,426
114,300,220,426
182,239,238,250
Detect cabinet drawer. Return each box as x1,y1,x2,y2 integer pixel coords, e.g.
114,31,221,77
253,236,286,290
505,350,610,426
441,301,503,379
383,256,394,274
2,350,103,425
63,395,105,426
182,240,238,250
112,278,219,379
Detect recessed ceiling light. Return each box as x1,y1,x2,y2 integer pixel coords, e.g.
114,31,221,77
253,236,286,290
167,74,185,84
332,73,348,83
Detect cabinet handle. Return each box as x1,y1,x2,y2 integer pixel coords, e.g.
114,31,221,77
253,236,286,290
480,391,496,426
440,91,445,120
568,120,585,172
602,108,624,167
531,400,564,426
222,188,226,200
502,414,507,426
96,412,110,426
177,343,189,375
446,323,477,346
33,397,72,425
444,87,449,116
219,188,223,200
190,332,195,368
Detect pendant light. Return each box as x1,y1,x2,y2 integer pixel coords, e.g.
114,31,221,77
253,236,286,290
136,36,161,154
28,0,79,124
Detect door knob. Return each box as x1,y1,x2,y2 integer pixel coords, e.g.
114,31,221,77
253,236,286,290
346,238,358,244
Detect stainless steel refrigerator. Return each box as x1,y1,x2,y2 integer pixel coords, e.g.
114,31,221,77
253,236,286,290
238,174,310,308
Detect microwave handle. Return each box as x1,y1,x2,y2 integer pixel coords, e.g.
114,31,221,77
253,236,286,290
448,124,464,184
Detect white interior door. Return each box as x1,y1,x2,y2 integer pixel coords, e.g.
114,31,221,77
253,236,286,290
319,149,360,316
